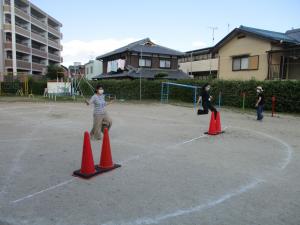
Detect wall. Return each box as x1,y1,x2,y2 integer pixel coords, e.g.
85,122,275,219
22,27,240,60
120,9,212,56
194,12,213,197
0,4,4,81
218,35,271,80
179,58,218,74
85,60,102,80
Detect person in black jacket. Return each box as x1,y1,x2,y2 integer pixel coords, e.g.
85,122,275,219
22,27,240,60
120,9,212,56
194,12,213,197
197,83,217,118
255,86,265,121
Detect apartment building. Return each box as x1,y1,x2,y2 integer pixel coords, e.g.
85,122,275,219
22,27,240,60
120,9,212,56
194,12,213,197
0,0,63,80
178,47,218,79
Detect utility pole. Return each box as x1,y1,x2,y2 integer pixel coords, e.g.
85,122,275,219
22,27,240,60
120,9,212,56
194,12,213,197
208,26,218,75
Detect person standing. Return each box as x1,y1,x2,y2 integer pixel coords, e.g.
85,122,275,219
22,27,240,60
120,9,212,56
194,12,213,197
197,83,218,118
255,86,265,121
86,85,112,140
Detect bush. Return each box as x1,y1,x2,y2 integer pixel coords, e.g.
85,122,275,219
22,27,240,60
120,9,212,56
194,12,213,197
79,79,300,113
2,78,299,113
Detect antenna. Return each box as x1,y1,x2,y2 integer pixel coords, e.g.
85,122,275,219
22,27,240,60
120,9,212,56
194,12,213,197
208,26,218,46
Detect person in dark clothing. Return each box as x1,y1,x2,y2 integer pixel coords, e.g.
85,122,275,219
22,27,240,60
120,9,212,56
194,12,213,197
255,86,265,121
197,83,217,118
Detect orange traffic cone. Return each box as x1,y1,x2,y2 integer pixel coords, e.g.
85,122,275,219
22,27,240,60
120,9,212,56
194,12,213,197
96,128,121,173
215,112,222,134
206,112,217,135
73,131,98,179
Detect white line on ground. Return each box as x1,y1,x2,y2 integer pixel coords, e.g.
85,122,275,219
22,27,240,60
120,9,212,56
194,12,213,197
229,126,293,170
101,179,264,225
10,178,75,204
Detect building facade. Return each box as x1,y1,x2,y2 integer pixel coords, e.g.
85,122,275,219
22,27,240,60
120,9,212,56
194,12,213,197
178,47,218,79
94,38,188,80
215,26,300,80
0,0,63,80
84,60,102,80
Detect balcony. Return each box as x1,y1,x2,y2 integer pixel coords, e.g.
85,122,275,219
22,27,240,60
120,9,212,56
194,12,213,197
4,42,31,54
31,16,47,30
15,7,30,21
32,62,45,71
32,48,47,58
3,4,11,12
48,39,61,50
48,26,61,38
17,60,31,70
5,59,31,70
48,53,61,62
3,23,12,31
15,25,30,37
31,32,47,44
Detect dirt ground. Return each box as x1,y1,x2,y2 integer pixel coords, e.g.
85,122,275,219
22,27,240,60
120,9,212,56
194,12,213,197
0,101,299,225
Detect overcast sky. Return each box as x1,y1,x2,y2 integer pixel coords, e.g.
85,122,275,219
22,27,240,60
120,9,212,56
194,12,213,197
31,0,300,67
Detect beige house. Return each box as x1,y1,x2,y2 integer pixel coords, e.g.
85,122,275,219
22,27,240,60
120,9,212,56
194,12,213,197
214,26,300,80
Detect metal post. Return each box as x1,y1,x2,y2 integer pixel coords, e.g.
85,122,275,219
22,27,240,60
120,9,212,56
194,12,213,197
140,48,142,101
272,96,276,117
242,92,245,110
218,92,221,108
190,52,193,77
194,87,197,109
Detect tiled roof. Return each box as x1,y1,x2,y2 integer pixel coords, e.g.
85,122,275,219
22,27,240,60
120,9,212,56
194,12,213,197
93,68,189,80
239,26,299,44
96,38,184,60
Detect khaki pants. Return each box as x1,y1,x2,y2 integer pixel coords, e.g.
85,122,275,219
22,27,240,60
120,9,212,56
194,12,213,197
90,112,112,140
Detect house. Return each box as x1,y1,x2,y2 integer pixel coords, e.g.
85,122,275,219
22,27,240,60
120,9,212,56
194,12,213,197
0,0,63,81
178,47,218,80
94,38,188,80
214,25,300,80
84,60,102,80
69,64,85,78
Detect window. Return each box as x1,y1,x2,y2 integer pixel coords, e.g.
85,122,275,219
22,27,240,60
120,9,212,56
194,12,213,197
139,59,151,67
160,60,171,68
90,66,93,74
86,68,89,74
232,55,259,71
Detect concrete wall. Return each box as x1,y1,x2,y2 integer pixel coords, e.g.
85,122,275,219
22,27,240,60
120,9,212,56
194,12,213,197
218,35,271,80
179,58,218,74
0,2,4,81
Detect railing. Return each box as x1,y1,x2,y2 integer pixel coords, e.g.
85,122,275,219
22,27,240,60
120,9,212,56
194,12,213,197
48,39,61,50
48,53,61,62
31,16,47,30
32,48,47,58
3,4,11,12
17,60,31,69
3,24,12,31
5,59,31,70
31,32,47,44
15,25,30,37
15,7,30,21
16,43,31,54
32,62,45,71
48,25,61,38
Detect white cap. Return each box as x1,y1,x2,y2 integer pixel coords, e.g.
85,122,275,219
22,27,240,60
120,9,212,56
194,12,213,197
256,86,263,91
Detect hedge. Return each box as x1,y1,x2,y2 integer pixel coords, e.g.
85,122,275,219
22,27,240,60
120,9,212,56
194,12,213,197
1,78,300,113
80,79,300,113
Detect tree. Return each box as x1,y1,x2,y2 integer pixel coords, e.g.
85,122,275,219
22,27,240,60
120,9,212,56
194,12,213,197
46,64,65,80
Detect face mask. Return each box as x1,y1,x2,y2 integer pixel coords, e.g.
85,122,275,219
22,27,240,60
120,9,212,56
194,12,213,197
205,86,210,91
256,89,260,93
99,90,104,95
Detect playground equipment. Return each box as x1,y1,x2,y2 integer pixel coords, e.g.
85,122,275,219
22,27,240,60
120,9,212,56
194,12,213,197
161,82,200,109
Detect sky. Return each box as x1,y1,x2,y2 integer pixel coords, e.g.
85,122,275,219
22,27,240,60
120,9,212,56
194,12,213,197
31,0,300,67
